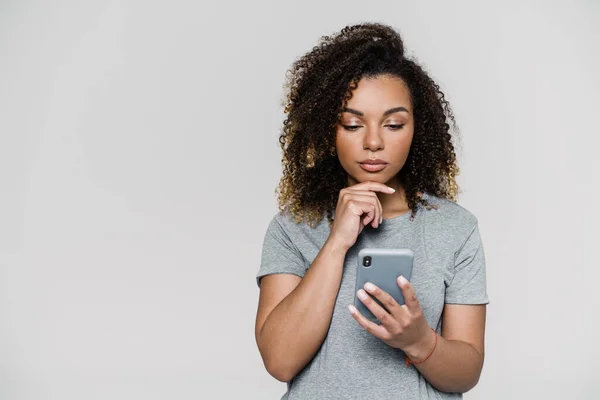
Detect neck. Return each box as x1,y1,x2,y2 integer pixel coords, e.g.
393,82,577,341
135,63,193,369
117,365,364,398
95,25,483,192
380,183,410,219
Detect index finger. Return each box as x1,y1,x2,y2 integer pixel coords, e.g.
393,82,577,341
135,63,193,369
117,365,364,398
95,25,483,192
348,181,396,194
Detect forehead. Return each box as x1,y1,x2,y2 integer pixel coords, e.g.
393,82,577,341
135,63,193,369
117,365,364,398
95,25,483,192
345,75,412,112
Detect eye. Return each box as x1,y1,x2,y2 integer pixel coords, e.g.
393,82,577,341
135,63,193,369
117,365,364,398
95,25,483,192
342,125,361,131
387,124,405,131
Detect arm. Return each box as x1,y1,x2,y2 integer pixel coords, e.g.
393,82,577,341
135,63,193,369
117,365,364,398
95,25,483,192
404,304,486,393
408,221,488,392
349,221,489,393
255,181,395,382
255,238,347,382
350,279,487,393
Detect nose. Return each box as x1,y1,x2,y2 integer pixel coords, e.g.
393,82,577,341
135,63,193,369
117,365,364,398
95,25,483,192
363,128,384,151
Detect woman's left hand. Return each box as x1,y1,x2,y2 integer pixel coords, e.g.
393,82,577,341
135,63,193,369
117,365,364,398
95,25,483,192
349,275,431,352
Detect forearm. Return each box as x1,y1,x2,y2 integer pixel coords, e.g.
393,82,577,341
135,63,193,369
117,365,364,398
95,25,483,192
258,238,347,381
404,333,484,393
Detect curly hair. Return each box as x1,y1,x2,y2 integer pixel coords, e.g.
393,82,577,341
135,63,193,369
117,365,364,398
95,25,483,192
276,22,460,226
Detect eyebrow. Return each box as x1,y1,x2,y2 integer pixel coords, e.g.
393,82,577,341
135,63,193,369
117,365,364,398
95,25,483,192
342,106,409,117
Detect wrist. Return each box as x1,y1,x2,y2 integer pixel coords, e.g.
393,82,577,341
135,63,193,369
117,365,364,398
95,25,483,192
404,328,437,362
324,235,351,255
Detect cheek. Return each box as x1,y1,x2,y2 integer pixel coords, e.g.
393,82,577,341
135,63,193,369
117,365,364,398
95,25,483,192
389,133,413,160
335,132,359,172
335,131,355,157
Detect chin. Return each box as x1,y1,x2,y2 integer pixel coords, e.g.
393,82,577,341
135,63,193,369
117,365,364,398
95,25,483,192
352,171,397,185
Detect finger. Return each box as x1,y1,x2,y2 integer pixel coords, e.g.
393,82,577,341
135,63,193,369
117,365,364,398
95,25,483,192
397,275,421,312
344,193,381,228
348,181,396,195
348,304,391,340
348,200,376,226
363,282,402,319
356,289,396,328
375,194,383,225
345,191,383,227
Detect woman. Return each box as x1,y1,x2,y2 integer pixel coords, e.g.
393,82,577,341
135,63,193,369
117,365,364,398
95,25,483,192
255,22,489,400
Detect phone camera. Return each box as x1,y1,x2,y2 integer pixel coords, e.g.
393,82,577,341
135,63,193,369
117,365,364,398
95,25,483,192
363,256,372,267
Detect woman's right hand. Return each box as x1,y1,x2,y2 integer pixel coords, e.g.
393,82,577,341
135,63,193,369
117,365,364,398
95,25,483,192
328,181,396,251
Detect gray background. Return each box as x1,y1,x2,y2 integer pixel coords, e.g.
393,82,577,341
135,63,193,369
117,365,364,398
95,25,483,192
1,0,599,399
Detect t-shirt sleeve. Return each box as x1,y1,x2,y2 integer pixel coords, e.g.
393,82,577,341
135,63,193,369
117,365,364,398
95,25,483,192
256,215,307,287
445,223,489,305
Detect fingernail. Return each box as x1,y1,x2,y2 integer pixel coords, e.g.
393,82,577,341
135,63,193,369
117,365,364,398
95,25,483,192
380,216,383,224
388,187,396,192
364,282,376,292
348,304,356,314
398,275,408,285
357,290,368,300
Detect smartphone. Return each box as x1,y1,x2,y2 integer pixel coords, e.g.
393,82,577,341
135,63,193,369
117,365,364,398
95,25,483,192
353,248,414,321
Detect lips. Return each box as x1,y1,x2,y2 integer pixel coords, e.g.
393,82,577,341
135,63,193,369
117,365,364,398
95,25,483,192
358,159,388,172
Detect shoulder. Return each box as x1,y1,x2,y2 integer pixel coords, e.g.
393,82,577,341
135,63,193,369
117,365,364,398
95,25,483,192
421,193,478,229
266,208,330,241
418,193,480,253
262,208,331,265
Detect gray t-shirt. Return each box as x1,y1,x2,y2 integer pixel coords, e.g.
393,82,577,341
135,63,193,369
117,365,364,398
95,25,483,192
256,194,489,400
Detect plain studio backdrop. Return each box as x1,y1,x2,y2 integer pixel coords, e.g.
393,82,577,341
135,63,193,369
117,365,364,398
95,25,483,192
1,0,599,399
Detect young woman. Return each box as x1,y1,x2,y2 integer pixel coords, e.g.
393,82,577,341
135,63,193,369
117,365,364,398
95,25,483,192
254,22,489,400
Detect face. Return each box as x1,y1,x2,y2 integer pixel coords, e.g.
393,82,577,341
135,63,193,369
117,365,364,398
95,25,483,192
335,74,414,187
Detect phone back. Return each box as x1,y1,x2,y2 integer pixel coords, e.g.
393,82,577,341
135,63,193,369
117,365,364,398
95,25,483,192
353,248,414,321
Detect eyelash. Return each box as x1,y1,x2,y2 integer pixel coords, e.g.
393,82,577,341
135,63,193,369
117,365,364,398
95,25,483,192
342,124,405,131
